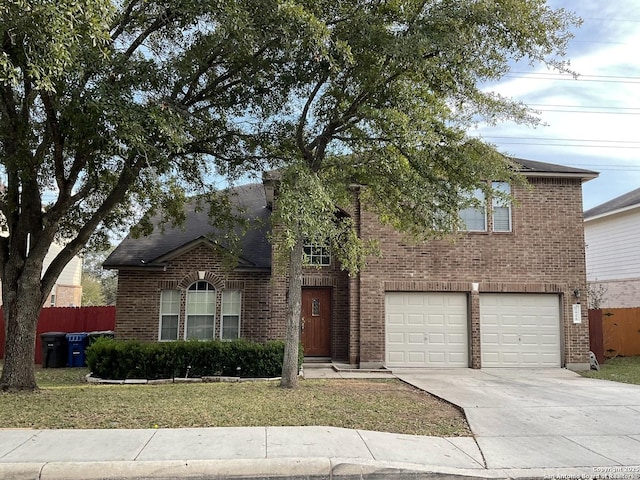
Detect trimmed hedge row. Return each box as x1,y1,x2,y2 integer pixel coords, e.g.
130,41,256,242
86,338,304,380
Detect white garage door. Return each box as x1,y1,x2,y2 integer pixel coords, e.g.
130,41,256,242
385,292,468,367
480,294,561,367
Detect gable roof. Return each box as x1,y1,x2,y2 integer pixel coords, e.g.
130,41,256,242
512,158,598,180
584,187,640,221
103,183,271,270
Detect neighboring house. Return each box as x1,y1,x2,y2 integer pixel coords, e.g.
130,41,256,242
104,158,597,370
43,243,83,307
0,238,83,308
584,187,640,309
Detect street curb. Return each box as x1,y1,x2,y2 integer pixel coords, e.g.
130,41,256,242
0,458,626,480
0,458,507,480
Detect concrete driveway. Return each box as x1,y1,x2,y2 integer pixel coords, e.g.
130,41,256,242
393,368,640,470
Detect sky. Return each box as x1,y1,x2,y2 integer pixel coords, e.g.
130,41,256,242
472,0,640,211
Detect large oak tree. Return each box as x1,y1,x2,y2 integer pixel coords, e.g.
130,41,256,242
0,0,321,390
268,1,580,387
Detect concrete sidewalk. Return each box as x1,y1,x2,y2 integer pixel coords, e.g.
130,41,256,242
0,426,491,479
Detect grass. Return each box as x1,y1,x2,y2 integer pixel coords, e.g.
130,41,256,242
0,364,470,436
580,355,640,385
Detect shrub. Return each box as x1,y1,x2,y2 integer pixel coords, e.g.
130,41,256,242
86,338,304,380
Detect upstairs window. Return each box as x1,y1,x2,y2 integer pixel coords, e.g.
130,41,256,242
185,281,215,340
303,245,331,266
459,189,487,232
492,182,512,232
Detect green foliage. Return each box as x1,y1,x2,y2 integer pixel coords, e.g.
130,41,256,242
81,274,106,306
267,1,580,275
86,338,303,380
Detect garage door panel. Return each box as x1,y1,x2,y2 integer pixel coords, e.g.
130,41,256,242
480,294,560,368
407,332,425,344
388,352,405,363
520,334,540,345
448,314,466,326
448,333,466,345
501,333,519,345
407,314,425,325
387,332,405,344
427,314,445,326
386,292,468,368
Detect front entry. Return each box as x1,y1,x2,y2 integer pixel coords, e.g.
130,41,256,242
301,288,332,357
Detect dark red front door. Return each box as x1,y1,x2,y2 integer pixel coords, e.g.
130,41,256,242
301,288,331,357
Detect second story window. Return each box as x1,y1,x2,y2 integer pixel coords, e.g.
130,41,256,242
492,182,512,232
459,188,487,232
304,245,331,266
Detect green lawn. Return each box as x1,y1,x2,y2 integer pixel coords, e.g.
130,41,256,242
580,356,640,385
0,364,470,436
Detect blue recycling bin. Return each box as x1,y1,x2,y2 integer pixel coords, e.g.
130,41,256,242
66,332,88,367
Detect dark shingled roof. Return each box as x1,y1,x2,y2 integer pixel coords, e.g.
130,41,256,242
512,158,599,178
103,183,271,270
584,187,640,219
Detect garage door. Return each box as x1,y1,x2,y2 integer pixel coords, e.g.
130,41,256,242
385,292,468,367
480,294,561,367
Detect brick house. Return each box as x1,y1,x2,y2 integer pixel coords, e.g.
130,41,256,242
104,158,597,371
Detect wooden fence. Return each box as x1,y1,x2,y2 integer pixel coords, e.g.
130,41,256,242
0,306,116,364
589,307,640,361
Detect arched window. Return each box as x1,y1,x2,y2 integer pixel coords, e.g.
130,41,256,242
185,281,215,339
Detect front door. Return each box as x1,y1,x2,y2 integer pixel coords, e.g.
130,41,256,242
301,288,332,357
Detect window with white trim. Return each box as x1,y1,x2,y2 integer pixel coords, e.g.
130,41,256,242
159,289,180,341
492,182,512,232
459,188,487,232
303,245,331,266
221,290,241,340
185,281,215,340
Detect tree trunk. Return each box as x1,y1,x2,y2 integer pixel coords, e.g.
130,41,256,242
280,237,304,389
0,264,44,391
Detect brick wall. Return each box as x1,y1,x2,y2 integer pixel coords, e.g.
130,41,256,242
591,278,640,309
53,284,83,307
115,243,271,342
358,177,590,368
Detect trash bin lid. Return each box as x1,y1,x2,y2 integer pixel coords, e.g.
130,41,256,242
65,332,88,341
40,332,67,338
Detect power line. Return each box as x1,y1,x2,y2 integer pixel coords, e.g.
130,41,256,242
482,136,640,145
503,72,640,84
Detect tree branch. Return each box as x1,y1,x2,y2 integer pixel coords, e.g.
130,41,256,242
122,8,176,61
111,0,144,42
297,75,328,165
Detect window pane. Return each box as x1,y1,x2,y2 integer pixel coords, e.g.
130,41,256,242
160,315,178,341
492,182,512,232
303,244,331,265
221,290,241,340
186,315,215,339
460,189,486,231
186,282,215,340
160,290,180,341
221,315,240,340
